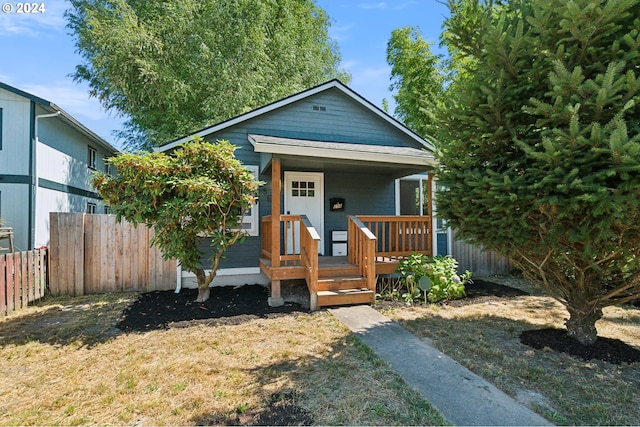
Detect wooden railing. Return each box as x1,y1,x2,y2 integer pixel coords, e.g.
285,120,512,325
348,216,377,293
357,215,432,259
261,216,272,259
299,216,320,310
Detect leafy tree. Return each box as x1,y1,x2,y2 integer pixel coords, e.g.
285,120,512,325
93,138,260,302
436,0,640,345
386,26,444,138
67,0,350,150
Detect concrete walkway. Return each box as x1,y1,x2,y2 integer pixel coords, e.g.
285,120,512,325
330,306,552,426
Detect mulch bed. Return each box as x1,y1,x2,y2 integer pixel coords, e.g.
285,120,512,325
117,279,640,369
521,328,640,364
116,285,305,332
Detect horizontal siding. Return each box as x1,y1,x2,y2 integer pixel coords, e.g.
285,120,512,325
200,88,425,156
245,90,422,148
324,171,394,252
197,236,261,270
36,104,115,178
0,183,29,251
37,142,95,192
35,187,107,248
0,88,31,175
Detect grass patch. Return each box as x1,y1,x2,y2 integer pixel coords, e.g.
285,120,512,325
381,276,640,426
0,293,446,426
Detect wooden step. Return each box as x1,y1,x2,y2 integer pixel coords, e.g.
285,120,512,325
317,276,366,291
317,288,375,307
318,264,360,278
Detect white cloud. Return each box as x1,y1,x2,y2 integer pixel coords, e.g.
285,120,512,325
347,65,393,108
329,24,352,42
20,81,109,121
394,1,418,10
0,1,67,36
358,2,387,10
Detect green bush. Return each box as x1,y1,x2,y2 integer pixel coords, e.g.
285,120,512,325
396,254,472,304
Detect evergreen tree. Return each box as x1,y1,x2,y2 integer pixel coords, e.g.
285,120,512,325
437,0,640,345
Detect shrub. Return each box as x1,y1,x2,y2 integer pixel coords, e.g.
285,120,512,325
396,254,471,303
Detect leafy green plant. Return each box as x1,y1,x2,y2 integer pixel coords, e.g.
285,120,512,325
396,254,471,303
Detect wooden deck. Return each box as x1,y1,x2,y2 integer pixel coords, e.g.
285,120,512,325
260,215,432,310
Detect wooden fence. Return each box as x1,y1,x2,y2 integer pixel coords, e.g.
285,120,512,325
1,249,47,316
451,229,513,276
49,213,177,296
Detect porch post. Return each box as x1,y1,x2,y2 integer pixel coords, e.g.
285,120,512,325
269,157,284,307
427,172,434,256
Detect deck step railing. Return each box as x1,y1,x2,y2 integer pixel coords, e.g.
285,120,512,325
347,216,377,293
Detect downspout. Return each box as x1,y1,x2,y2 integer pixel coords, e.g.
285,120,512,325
33,110,61,248
175,262,182,293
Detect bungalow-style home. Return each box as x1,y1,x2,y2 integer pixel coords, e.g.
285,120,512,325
0,82,118,251
159,79,451,310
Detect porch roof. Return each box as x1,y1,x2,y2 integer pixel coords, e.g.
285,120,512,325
248,134,437,174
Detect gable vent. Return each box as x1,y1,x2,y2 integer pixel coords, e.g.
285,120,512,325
312,105,326,112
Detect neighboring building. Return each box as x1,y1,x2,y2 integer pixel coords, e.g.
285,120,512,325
0,82,118,251
159,80,456,308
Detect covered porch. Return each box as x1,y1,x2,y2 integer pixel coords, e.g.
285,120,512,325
256,139,436,309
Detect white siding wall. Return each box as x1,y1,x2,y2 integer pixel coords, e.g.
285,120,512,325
34,187,107,247
0,184,29,251
0,88,31,175
37,142,93,192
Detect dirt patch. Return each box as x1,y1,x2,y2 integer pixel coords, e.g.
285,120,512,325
116,285,306,332
193,392,313,426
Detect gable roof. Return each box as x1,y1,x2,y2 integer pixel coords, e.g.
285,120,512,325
157,79,435,153
0,81,119,154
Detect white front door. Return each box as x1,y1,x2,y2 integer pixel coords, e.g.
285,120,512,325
284,172,324,255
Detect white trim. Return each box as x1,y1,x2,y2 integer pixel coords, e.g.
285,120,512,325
241,165,260,236
179,267,270,288
284,171,325,255
395,173,452,256
249,135,435,167
157,80,435,153
181,267,262,278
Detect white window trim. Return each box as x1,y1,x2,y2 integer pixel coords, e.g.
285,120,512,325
240,165,260,237
395,173,452,256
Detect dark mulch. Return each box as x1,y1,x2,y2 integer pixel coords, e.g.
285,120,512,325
116,285,306,332
445,278,529,307
521,328,640,365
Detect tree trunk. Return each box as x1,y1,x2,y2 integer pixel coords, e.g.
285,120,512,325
194,268,211,303
196,286,210,303
565,303,603,346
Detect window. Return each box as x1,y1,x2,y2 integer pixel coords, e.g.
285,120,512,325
0,107,3,150
399,177,430,216
104,159,111,175
240,165,260,236
291,180,315,197
88,146,97,169
87,202,97,214
104,206,110,214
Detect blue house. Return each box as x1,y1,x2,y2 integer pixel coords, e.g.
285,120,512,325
159,80,447,309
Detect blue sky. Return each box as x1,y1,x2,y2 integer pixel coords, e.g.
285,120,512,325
0,0,448,149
